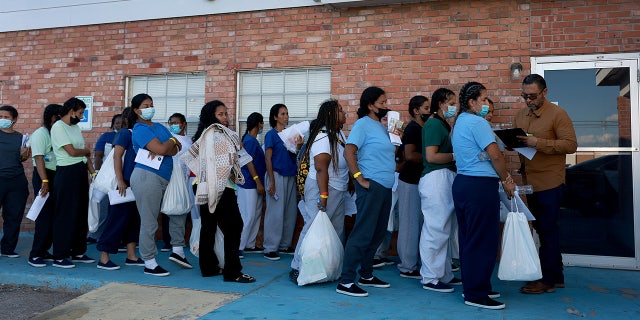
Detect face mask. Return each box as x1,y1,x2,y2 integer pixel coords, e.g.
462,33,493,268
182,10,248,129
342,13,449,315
0,119,12,129
258,129,263,135
476,105,490,117
170,124,181,134
420,113,430,122
140,108,155,121
444,106,457,119
375,108,390,120
70,116,81,125
113,129,119,134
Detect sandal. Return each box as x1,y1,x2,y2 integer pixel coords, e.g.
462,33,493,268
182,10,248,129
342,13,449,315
224,273,256,283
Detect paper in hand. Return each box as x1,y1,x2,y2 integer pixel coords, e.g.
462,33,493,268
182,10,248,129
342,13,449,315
135,148,162,170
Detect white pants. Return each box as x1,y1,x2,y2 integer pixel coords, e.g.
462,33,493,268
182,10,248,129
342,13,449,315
419,169,456,284
237,187,264,250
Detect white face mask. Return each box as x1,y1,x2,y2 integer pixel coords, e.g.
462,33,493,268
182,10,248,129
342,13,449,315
0,119,13,129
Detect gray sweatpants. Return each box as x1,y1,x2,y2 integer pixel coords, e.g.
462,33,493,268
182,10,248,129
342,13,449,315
396,180,423,272
263,172,298,253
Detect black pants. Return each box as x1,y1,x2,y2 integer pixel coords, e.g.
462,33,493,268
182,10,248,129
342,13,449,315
29,169,56,258
52,162,89,260
199,188,244,279
0,173,29,254
97,181,140,254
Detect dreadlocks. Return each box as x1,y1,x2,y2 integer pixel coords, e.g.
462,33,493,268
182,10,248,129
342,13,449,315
304,99,343,172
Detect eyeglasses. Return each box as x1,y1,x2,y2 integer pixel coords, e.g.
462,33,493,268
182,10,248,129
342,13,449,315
521,91,543,101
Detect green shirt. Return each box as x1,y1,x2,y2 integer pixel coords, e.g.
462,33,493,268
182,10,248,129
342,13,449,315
421,117,456,176
31,126,57,171
51,120,87,166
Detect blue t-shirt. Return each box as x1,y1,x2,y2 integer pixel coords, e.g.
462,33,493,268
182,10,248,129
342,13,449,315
264,128,297,176
451,112,498,178
132,122,173,181
238,134,266,189
113,129,136,181
346,116,395,188
95,131,116,152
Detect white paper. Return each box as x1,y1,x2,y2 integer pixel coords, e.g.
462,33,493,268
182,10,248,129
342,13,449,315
278,121,310,153
108,187,136,205
514,147,537,160
26,191,49,221
386,111,402,146
237,147,253,168
134,148,162,170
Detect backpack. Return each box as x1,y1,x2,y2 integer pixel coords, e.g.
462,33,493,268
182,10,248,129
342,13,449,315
296,131,344,198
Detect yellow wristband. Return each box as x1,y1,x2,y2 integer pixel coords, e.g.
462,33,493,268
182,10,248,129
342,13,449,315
320,195,329,199
353,171,362,179
41,179,49,183
252,175,259,180
91,172,97,177
169,137,177,144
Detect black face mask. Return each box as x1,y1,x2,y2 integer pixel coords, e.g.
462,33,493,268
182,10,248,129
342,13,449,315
70,116,81,125
375,108,390,120
420,113,430,122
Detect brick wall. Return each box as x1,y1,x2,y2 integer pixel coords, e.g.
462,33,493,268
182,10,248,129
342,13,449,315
1,0,640,231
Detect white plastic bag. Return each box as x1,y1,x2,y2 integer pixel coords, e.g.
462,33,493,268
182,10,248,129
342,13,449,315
88,184,107,233
297,210,344,286
278,121,309,153
93,148,120,194
190,218,201,257
214,226,225,269
161,159,193,215
498,196,542,281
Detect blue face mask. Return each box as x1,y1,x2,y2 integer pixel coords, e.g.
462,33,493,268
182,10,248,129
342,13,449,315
476,105,490,117
170,124,181,134
0,119,13,129
258,129,263,135
444,106,457,119
113,129,118,134
140,107,155,121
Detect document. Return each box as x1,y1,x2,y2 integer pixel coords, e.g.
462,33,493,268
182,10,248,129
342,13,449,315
494,128,537,160
108,187,136,205
135,148,163,170
26,191,49,221
386,111,403,146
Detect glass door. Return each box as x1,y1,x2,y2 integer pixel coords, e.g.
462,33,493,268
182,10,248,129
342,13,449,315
532,54,640,269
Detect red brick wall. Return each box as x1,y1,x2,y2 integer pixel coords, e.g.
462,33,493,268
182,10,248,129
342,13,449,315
1,0,639,231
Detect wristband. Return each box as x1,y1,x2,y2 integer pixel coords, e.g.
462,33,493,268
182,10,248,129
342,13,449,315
42,179,49,183
252,175,259,180
353,171,362,179
169,137,178,144
320,194,329,199
91,172,97,177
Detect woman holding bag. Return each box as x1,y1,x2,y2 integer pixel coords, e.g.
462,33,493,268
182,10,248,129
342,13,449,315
129,93,188,277
289,99,348,284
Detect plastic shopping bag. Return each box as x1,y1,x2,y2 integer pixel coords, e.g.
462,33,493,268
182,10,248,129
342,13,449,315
190,218,201,257
88,184,107,233
214,226,225,269
498,196,542,281
161,159,193,215
297,210,344,286
93,148,120,194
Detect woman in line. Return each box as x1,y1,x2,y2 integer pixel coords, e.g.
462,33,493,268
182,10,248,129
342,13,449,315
187,100,256,283
394,95,430,278
95,107,144,270
129,93,187,277
237,112,266,255
419,88,461,292
337,86,396,297
0,105,30,258
50,98,96,268
263,104,299,261
27,104,61,267
289,99,348,283
451,82,515,310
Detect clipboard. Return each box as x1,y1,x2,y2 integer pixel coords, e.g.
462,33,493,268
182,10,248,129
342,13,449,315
494,128,528,149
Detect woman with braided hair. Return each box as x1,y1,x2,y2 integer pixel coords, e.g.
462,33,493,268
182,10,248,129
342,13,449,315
289,99,348,284
451,82,515,310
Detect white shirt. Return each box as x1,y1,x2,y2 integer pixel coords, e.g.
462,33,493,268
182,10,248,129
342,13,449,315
307,129,348,191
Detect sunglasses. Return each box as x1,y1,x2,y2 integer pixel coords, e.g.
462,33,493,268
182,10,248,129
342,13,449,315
521,91,543,101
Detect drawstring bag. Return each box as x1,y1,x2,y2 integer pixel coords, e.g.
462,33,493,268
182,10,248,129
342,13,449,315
498,193,542,281
297,210,344,286
161,159,193,215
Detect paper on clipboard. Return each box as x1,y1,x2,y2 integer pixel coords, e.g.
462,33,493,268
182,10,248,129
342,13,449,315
514,147,537,160
26,191,49,221
135,148,163,170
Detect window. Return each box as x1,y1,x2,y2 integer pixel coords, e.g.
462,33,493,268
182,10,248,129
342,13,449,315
127,73,205,136
237,68,331,139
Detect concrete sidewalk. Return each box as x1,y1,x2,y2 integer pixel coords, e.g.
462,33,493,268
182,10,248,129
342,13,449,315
1,233,639,319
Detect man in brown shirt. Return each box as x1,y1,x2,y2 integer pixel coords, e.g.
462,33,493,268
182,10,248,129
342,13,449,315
513,74,577,294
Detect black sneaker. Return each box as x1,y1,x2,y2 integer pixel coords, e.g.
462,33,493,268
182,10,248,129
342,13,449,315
169,253,193,269
86,237,97,244
160,244,172,252
447,277,463,286
52,259,75,269
422,281,454,293
399,270,421,279
118,245,127,253
28,257,46,268
336,283,368,297
97,260,120,270
238,250,245,259
244,247,264,253
464,297,505,310
289,269,299,284
125,258,145,266
263,252,280,261
451,263,460,272
1,251,19,258
372,259,385,269
278,247,295,255
358,276,390,288
72,254,95,264
462,291,501,299
144,265,170,276
42,252,54,262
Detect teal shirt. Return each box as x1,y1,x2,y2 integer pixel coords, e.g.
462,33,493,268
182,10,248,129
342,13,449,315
31,126,57,171
421,117,456,176
51,120,87,166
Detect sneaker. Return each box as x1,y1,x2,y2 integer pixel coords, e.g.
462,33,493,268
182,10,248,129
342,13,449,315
160,244,172,252
42,252,54,262
86,237,97,244
97,260,120,270
278,247,295,255
169,253,193,269
1,251,19,258
264,252,280,261
381,257,395,265
422,281,454,293
72,254,95,264
451,263,460,272
52,259,75,269
462,291,501,299
399,270,421,279
358,276,390,288
28,257,46,268
464,297,505,310
144,265,170,276
447,277,463,286
125,258,145,266
336,283,368,297
289,269,299,284
244,247,264,253
372,259,385,269
118,245,127,253
239,250,245,259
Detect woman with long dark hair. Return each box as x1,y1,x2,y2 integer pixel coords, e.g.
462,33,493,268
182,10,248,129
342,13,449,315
289,99,348,283
27,104,61,267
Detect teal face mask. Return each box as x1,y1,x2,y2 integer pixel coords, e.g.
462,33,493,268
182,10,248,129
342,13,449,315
140,107,155,120
477,105,490,117
170,124,181,134
0,119,12,129
444,106,457,119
